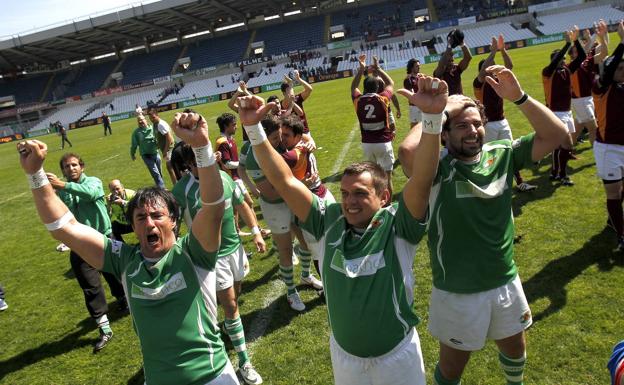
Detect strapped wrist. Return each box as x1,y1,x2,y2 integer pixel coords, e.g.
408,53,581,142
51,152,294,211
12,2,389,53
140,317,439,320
513,92,529,106
193,144,215,168
243,122,267,146
27,168,50,189
421,112,444,135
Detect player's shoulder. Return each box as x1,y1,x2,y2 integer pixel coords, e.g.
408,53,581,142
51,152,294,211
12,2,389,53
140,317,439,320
215,136,228,145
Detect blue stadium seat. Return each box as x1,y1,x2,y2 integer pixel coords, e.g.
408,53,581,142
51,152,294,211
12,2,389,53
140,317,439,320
0,74,51,104
119,46,182,85
186,31,251,70
254,16,324,55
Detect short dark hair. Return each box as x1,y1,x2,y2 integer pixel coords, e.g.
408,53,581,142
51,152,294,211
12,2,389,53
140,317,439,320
179,142,195,168
363,76,381,94
216,112,236,133
279,115,304,137
478,59,486,71
261,115,281,136
442,97,487,131
126,187,179,225
406,58,420,74
280,82,291,93
267,95,280,104
342,161,388,196
59,153,84,170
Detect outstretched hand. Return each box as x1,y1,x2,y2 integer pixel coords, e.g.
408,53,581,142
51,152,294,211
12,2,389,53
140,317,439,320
618,20,624,42
497,34,506,50
396,75,448,114
484,65,523,101
17,140,47,174
237,95,277,126
490,36,498,53
171,112,210,148
358,54,366,72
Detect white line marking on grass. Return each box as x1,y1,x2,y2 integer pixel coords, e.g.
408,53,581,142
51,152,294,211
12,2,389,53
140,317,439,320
97,154,120,164
245,123,358,352
330,121,358,175
245,279,284,351
0,191,27,205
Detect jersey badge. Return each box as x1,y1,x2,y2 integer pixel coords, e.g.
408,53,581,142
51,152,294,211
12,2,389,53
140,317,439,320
370,217,384,229
111,239,123,257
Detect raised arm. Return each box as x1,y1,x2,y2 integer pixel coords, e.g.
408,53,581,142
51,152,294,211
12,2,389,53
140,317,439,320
171,113,224,253
396,76,447,220
373,55,394,89
477,37,498,83
17,140,106,269
499,35,513,70
457,43,472,72
594,20,610,65
569,27,587,72
227,81,250,113
434,47,453,78
238,96,314,222
294,70,313,100
599,21,624,87
485,65,567,161
351,54,366,95
544,35,572,75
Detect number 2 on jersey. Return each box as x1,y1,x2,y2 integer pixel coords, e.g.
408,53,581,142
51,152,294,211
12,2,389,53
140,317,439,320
364,104,376,119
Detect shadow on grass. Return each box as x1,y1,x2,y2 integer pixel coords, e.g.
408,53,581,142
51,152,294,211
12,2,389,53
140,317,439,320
523,226,623,324
512,162,595,217
126,367,145,385
0,298,130,381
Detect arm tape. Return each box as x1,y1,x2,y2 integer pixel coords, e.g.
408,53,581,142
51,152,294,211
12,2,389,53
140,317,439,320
45,211,74,231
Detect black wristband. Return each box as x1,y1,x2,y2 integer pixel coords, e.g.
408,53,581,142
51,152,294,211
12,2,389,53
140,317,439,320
513,92,529,105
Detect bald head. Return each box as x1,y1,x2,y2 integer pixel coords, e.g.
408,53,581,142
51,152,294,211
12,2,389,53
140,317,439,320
109,179,125,196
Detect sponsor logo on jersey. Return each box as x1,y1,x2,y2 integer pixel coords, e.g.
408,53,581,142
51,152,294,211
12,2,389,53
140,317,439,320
485,156,496,168
111,239,123,256
519,310,532,325
130,272,187,300
330,249,386,278
370,217,384,229
449,338,463,345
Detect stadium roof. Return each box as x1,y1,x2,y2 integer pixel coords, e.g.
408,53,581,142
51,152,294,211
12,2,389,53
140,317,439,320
0,0,361,73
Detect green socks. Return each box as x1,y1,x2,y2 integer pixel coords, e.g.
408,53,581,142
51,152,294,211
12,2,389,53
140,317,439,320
499,351,525,385
225,317,249,367
279,264,296,295
434,364,461,385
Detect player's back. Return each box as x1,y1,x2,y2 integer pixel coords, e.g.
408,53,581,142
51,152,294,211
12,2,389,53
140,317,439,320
354,92,392,143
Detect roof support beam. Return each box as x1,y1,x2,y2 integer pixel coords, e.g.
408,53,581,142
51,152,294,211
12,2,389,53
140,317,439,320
128,18,177,37
167,8,212,30
54,36,112,51
6,48,52,63
209,0,245,20
25,45,84,58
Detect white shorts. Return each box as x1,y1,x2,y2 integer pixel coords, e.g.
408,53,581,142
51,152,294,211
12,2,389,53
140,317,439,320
233,178,248,196
571,96,595,124
258,198,293,234
329,328,426,385
215,244,250,291
206,360,240,385
428,275,532,351
409,105,423,123
554,111,575,134
302,190,336,262
594,141,624,181
361,142,395,172
484,119,513,143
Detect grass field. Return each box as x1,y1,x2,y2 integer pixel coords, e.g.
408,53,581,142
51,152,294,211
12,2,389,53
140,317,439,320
1,34,623,385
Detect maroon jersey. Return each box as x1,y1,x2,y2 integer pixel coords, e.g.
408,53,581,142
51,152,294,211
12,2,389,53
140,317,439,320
442,64,464,95
473,78,504,122
403,75,420,106
571,54,595,98
542,66,572,112
281,94,310,134
352,89,393,143
281,146,327,198
215,134,240,180
593,82,624,145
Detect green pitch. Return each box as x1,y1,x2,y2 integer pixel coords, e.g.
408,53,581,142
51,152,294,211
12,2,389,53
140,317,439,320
0,35,622,384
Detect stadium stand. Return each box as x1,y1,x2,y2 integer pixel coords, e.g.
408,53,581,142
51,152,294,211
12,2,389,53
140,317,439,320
185,31,251,70
29,101,99,132
50,60,118,101
0,73,51,104
254,16,325,56
118,46,181,85
535,5,624,35
337,41,429,71
161,73,242,104
434,22,536,53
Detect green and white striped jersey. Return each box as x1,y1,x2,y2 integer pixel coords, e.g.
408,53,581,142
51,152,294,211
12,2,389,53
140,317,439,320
102,232,227,385
427,134,535,293
302,193,426,357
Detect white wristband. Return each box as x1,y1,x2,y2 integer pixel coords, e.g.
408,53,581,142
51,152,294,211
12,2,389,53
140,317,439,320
45,211,74,231
421,112,444,135
27,168,50,190
193,145,215,168
243,123,268,146
202,194,225,207
251,226,261,235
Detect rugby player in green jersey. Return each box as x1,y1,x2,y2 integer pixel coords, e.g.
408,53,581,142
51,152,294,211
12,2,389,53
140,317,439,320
236,75,447,385
18,112,242,385
399,66,568,385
